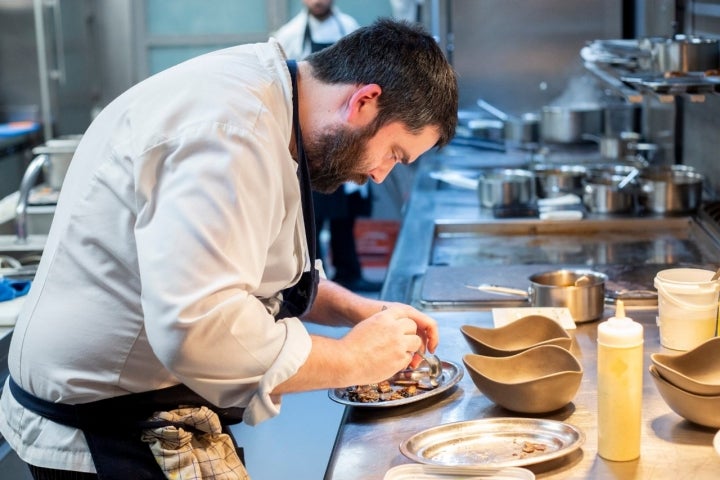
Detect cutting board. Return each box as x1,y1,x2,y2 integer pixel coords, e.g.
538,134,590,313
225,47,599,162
419,265,555,306
0,296,26,326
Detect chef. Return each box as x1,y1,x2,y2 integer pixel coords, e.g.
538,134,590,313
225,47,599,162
0,18,458,480
274,0,382,292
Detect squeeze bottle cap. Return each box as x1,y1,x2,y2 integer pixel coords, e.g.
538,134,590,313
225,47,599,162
597,300,644,347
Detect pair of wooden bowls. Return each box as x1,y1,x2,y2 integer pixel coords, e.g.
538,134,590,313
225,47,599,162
650,337,720,428
461,315,581,414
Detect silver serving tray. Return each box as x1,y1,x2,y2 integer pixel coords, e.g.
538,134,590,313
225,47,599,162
400,418,585,468
328,360,463,408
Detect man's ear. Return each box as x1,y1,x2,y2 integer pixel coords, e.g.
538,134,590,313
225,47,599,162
345,84,382,127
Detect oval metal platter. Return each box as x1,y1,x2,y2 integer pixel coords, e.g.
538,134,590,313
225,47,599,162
328,360,463,408
400,418,585,468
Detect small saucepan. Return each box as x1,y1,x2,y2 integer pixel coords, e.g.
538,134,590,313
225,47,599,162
467,269,607,323
477,168,536,209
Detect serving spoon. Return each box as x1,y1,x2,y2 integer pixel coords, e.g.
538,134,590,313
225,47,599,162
382,305,441,387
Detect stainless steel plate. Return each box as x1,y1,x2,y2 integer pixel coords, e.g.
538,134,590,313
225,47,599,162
400,418,585,468
328,360,463,408
621,72,716,94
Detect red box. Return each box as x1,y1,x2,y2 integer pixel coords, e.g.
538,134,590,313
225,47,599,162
354,219,400,268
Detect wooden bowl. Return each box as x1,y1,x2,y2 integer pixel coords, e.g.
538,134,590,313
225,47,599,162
463,345,583,414
651,337,720,396
461,315,572,357
649,365,720,428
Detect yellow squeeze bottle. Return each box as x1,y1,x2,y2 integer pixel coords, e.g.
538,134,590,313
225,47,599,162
597,300,644,461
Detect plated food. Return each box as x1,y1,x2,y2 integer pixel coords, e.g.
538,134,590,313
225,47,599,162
328,360,463,408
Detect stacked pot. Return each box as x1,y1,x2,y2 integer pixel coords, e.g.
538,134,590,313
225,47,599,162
582,164,704,215
521,162,704,216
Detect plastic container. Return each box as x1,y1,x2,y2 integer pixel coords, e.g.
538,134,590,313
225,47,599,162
597,300,644,461
654,268,720,351
383,464,535,479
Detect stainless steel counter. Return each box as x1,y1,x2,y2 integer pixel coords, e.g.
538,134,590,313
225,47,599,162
324,146,720,479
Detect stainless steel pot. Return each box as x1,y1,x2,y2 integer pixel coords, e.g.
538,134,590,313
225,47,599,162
477,168,536,209
655,35,719,73
583,167,638,214
472,269,607,322
530,164,587,198
477,99,540,146
529,269,607,322
583,131,642,159
540,105,604,144
639,165,704,214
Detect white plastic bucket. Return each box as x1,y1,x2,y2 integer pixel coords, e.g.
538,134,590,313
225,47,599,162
654,268,720,351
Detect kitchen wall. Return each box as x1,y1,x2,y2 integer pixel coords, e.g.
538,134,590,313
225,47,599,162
4,1,717,198
680,0,720,198
444,0,623,114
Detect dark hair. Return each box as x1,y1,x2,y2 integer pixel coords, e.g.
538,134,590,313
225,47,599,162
306,18,458,147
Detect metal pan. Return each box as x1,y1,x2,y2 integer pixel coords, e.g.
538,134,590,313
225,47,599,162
466,269,607,323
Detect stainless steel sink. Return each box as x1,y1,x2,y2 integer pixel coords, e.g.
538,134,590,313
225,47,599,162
0,234,45,280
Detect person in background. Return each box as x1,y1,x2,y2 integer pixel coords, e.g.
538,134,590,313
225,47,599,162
274,0,382,292
0,19,457,479
390,0,422,23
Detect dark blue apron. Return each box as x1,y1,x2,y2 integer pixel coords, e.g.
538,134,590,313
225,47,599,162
9,60,319,479
277,59,320,319
9,377,244,479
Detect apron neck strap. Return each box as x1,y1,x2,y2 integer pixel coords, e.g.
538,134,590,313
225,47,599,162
286,60,316,264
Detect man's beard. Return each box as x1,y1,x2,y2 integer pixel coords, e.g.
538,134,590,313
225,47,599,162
303,123,374,194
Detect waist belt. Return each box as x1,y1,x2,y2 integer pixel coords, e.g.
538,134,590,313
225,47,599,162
8,377,245,479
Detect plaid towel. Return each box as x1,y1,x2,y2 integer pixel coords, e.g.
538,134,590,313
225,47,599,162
141,406,250,480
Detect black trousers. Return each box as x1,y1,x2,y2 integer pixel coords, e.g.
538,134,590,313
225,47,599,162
28,464,98,480
313,189,372,281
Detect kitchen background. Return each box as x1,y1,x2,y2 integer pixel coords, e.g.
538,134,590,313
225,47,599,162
2,0,720,478
4,0,719,221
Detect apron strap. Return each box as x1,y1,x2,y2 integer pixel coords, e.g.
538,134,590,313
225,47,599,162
303,13,346,54
278,60,319,319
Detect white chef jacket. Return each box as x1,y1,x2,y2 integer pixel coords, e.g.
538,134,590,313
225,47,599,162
0,39,313,473
272,6,359,60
